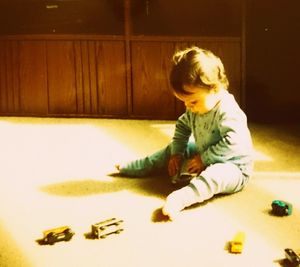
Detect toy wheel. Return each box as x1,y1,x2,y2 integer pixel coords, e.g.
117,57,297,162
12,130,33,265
65,234,73,241
64,229,72,241
63,229,73,241
46,233,55,245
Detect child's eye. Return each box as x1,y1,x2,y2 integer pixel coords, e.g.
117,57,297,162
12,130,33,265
191,101,198,105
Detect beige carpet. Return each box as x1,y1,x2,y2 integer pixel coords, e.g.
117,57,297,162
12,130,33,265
0,117,299,267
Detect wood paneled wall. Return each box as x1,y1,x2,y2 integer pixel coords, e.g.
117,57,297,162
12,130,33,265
0,0,244,119
0,39,127,117
0,37,242,119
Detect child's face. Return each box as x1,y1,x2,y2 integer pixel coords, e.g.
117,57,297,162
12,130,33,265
175,85,214,114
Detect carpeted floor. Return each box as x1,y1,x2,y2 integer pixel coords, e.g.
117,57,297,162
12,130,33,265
0,117,299,267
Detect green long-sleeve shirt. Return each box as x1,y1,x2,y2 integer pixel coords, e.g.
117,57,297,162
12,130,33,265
171,91,253,176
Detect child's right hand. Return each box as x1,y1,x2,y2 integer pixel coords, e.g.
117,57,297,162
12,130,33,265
168,154,183,177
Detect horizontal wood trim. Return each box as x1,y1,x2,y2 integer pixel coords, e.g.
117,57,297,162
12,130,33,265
0,35,126,41
130,36,241,42
0,34,240,43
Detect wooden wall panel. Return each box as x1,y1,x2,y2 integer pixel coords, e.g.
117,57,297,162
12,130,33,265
0,41,8,113
173,42,190,117
0,41,20,114
46,41,77,114
193,41,241,104
95,41,127,115
19,41,48,114
86,41,98,114
131,42,176,118
75,40,98,115
0,38,242,119
131,40,242,118
74,41,84,114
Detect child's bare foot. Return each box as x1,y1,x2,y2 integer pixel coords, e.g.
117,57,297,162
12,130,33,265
162,191,185,220
162,203,180,221
162,186,197,220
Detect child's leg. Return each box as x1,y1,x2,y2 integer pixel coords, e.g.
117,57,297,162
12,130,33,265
118,145,172,177
163,162,248,219
190,162,248,201
118,142,198,177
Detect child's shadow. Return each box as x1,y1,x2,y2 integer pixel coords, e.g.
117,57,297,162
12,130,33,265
40,174,174,199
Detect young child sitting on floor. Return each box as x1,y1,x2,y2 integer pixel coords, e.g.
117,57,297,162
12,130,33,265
116,46,253,220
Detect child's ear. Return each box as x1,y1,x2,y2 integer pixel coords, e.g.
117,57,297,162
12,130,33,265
210,84,219,93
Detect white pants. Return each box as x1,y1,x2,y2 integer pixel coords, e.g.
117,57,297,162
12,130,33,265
188,162,248,203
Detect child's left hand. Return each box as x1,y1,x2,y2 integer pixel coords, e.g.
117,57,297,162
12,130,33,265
187,154,205,174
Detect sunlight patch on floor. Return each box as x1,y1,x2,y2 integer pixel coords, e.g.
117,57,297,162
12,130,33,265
150,123,175,138
253,149,273,161
0,118,137,186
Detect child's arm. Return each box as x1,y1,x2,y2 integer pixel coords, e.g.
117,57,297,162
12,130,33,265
201,104,252,168
170,112,192,155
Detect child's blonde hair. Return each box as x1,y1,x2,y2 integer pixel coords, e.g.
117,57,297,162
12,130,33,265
170,47,229,95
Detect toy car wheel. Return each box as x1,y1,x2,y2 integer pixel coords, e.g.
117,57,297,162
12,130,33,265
64,229,73,241
46,233,55,245
92,231,98,239
65,233,72,241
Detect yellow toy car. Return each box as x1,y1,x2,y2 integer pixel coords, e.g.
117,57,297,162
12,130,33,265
229,232,245,253
40,226,74,245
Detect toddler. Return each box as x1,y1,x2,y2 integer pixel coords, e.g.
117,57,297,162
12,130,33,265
116,47,253,220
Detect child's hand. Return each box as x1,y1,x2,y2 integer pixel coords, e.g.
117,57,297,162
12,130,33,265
168,154,183,177
187,154,205,174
